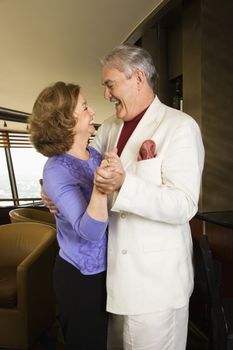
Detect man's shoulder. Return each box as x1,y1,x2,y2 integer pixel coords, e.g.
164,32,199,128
99,114,120,129
162,103,200,130
150,96,199,130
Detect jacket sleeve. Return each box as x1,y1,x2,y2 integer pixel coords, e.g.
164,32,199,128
91,118,112,155
91,115,121,155
111,119,205,225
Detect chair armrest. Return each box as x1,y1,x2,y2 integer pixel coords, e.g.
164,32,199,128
17,235,57,314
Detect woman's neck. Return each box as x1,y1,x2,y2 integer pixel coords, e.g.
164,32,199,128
67,138,89,160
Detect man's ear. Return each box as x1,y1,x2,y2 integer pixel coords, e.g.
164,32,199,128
136,69,145,89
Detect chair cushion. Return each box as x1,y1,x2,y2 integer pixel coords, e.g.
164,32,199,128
0,267,17,308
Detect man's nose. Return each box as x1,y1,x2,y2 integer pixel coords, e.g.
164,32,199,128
104,87,111,100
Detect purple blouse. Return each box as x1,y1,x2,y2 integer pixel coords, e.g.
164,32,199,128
43,146,108,275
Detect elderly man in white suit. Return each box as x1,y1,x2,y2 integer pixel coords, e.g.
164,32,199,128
94,44,204,350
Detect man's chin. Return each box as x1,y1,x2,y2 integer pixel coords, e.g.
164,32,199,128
115,108,125,120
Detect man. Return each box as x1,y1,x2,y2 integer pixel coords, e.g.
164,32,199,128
92,44,204,350
43,45,204,349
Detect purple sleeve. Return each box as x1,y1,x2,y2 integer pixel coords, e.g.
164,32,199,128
43,162,108,242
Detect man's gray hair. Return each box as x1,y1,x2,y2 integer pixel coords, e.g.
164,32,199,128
101,44,157,92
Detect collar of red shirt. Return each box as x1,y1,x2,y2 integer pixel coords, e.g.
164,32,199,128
116,105,150,156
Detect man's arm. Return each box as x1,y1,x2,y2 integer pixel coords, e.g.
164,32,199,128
95,120,204,225
90,116,115,155
113,122,204,224
40,180,59,214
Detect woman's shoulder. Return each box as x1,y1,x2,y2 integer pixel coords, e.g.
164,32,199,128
44,154,67,168
44,154,81,179
43,154,82,191
88,145,102,161
43,155,67,176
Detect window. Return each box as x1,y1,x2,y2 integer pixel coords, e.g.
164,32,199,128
0,131,47,207
0,148,13,206
11,148,47,205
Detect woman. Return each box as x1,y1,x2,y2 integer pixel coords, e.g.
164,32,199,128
29,81,109,350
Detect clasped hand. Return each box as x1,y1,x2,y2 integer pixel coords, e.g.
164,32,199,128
41,148,125,213
94,148,125,194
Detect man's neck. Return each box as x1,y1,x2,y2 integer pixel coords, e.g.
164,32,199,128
124,105,149,124
126,93,155,122
142,91,155,110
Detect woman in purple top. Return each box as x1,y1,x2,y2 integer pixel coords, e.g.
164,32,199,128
29,81,109,350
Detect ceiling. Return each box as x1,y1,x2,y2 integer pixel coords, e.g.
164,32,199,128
0,0,167,131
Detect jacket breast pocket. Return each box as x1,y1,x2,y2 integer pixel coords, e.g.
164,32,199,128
136,157,163,185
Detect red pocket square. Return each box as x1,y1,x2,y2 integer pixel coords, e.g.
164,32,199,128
137,140,157,161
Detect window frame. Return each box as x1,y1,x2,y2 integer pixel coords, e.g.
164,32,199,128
0,130,42,206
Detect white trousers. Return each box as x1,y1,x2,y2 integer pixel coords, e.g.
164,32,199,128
107,304,189,350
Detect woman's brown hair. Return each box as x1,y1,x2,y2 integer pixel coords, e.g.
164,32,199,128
29,81,80,157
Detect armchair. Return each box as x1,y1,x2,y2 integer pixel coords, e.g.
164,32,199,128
0,222,57,349
9,207,56,228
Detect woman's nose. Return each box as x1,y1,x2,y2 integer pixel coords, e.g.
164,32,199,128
89,107,95,116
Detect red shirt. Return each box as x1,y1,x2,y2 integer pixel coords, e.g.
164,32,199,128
117,107,149,156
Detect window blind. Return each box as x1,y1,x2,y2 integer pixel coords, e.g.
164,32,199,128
0,131,32,148
0,128,100,149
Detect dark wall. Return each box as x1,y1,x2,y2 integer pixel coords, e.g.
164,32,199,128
0,206,15,225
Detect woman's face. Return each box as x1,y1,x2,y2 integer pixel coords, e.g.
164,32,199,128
73,93,96,137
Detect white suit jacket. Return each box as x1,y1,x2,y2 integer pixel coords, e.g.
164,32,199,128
92,96,204,315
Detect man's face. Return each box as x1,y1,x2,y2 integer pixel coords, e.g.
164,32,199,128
102,65,139,121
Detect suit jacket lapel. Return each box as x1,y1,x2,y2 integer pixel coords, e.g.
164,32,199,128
120,96,165,169
108,96,165,208
107,117,123,152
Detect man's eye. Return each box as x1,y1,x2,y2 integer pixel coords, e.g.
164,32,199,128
106,82,114,89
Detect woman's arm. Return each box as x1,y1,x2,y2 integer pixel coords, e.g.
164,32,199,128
43,163,108,241
87,184,108,222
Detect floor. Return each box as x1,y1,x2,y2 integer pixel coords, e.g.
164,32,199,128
30,325,208,350
0,320,209,350
187,321,209,350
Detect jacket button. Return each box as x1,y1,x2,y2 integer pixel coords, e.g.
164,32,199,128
120,213,126,219
121,249,127,255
